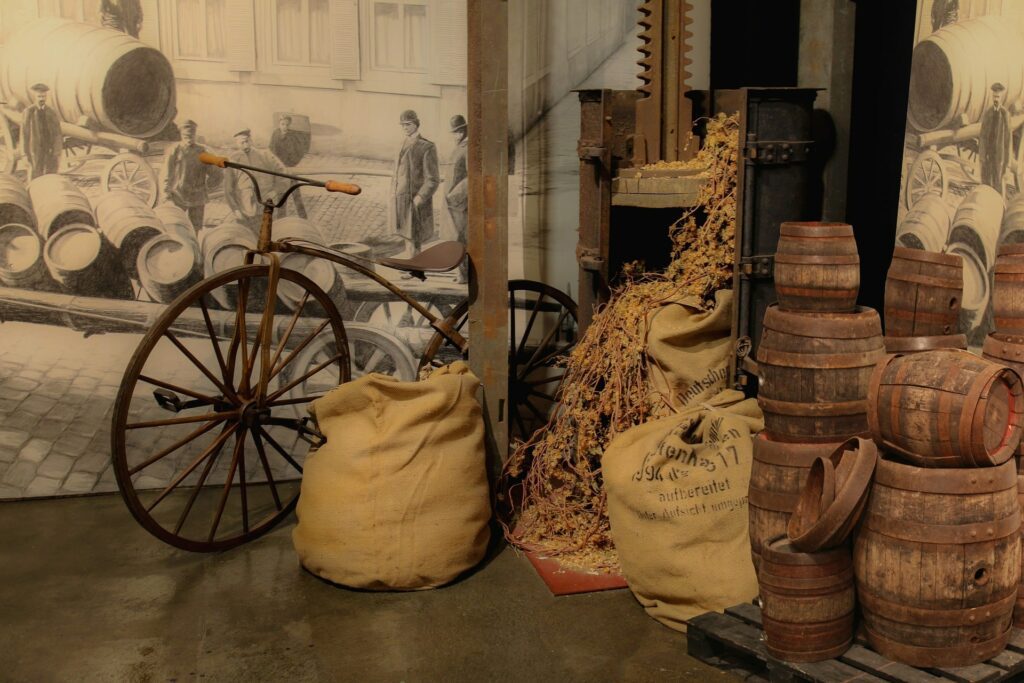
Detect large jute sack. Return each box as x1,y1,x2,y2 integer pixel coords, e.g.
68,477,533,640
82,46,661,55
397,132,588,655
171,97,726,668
604,389,762,631
292,361,490,590
646,289,733,413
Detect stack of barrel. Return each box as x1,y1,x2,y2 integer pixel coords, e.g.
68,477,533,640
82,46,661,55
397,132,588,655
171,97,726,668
748,222,883,571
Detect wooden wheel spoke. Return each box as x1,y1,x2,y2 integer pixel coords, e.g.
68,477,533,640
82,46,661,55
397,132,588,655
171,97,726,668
267,291,310,381
199,295,230,383
362,348,387,374
127,410,236,430
226,277,251,384
144,425,234,513
515,294,545,360
138,375,219,405
523,398,549,425
238,433,249,534
164,330,232,397
527,373,566,387
528,341,576,371
509,290,516,360
521,308,571,378
251,427,282,511
512,407,529,439
258,426,304,474
529,388,557,403
128,416,226,475
208,431,245,542
267,353,344,403
265,394,324,408
270,319,331,381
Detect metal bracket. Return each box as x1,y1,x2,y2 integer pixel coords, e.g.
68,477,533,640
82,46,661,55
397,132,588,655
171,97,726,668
576,246,605,272
744,140,813,165
577,142,606,162
739,254,773,278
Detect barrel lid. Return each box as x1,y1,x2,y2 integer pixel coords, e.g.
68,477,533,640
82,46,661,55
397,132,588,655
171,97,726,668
762,304,882,339
780,221,853,239
753,433,868,468
44,223,101,269
787,436,877,552
891,246,963,268
0,223,40,273
883,334,967,353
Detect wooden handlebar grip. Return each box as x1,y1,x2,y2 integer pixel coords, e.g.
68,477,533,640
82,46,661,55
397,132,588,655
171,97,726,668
324,180,361,195
198,152,228,167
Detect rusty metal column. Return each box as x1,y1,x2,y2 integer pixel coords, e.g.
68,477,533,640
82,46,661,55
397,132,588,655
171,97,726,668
468,0,509,466
576,89,612,333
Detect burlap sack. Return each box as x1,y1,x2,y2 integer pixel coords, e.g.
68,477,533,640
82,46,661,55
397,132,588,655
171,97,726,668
604,389,763,631
646,288,733,413
292,361,490,590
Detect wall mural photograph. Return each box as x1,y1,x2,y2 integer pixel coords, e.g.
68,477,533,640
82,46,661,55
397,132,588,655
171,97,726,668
897,0,1024,346
0,0,472,510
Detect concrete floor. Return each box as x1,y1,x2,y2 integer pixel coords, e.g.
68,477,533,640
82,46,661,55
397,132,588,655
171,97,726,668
0,494,733,682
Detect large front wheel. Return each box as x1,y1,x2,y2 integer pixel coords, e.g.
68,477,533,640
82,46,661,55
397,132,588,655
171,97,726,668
111,265,349,551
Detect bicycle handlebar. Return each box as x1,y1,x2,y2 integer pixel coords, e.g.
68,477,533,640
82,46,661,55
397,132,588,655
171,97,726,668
198,152,362,196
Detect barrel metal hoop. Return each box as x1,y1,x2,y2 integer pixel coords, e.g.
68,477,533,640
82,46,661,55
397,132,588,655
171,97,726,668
774,254,860,265
757,397,867,417
862,510,1021,544
858,588,1016,627
873,457,1017,494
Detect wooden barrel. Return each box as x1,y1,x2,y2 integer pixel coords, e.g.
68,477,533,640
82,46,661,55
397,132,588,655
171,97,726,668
1017,472,1024,629
773,222,859,312
0,223,51,289
759,537,855,662
983,333,1024,459
748,435,853,571
868,350,1023,468
0,18,175,137
200,221,257,309
0,174,34,229
947,242,990,323
854,457,1020,667
154,203,198,247
896,195,952,252
28,174,95,239
274,217,340,310
884,247,962,336
136,233,202,304
756,306,884,442
994,244,1024,335
92,191,162,278
950,184,1004,271
43,223,132,299
1000,194,1024,247
883,334,967,353
907,16,1024,132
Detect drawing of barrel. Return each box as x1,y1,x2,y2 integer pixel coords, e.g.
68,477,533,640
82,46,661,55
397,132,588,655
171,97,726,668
275,217,341,310
907,16,1024,132
153,203,198,247
895,194,951,252
92,191,163,278
137,233,202,304
0,223,51,289
28,174,95,238
0,18,175,137
200,221,257,309
43,222,133,299
0,174,34,229
946,185,1004,323
1000,194,1024,247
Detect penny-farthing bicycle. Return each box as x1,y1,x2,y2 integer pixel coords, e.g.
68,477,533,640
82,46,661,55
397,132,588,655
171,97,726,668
111,154,578,551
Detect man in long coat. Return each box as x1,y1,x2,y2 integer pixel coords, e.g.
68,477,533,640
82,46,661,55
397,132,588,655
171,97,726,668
21,83,62,180
269,115,308,218
163,119,218,231
446,114,469,283
392,110,439,257
980,82,1013,194
224,129,286,230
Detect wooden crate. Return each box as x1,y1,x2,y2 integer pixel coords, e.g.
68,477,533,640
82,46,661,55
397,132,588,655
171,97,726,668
687,603,1024,683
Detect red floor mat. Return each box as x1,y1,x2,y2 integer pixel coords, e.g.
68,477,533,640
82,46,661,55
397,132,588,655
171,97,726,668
523,549,628,596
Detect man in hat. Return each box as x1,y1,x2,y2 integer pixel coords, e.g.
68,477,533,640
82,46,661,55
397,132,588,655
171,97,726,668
446,114,469,284
980,82,1013,193
21,83,62,180
269,115,308,219
224,128,287,228
163,119,218,231
391,110,439,257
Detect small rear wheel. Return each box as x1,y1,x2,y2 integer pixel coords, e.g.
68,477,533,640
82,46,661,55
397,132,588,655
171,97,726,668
111,264,349,551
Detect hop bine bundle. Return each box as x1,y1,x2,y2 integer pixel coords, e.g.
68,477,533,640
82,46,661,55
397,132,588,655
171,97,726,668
501,113,740,571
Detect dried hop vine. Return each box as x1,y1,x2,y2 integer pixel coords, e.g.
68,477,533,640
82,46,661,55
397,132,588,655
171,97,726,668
501,113,740,572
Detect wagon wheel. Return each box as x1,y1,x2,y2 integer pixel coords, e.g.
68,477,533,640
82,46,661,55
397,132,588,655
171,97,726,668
0,114,17,174
112,264,350,551
102,152,159,207
353,297,457,360
955,140,980,183
419,280,579,442
904,149,948,209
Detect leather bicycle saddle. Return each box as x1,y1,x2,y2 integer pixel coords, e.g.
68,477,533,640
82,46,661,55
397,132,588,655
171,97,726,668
378,241,466,274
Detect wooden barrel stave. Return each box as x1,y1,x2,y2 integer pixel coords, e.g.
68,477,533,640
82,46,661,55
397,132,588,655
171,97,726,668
0,174,34,229
884,247,962,337
868,350,1024,468
92,191,162,279
757,306,884,442
896,195,951,252
994,244,1024,335
28,174,95,239
854,457,1020,667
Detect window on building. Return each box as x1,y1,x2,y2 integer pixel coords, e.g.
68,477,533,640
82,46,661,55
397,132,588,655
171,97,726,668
174,0,226,60
274,0,330,66
370,0,427,73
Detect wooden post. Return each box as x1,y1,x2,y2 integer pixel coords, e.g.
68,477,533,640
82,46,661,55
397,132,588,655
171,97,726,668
467,0,509,467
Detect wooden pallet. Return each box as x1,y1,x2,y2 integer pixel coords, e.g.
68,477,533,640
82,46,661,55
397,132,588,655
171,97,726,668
687,603,1024,683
